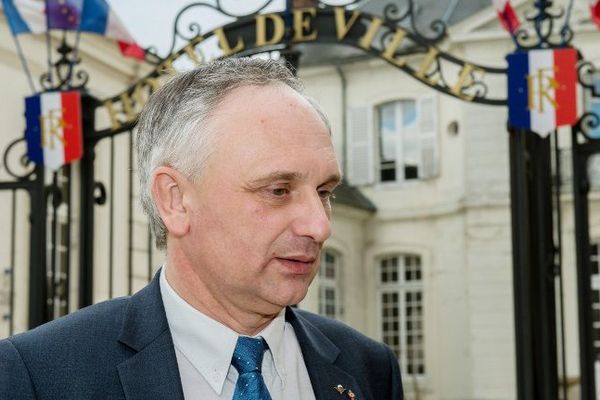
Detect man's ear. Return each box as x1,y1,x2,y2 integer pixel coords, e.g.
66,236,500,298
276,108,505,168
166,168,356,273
151,166,191,239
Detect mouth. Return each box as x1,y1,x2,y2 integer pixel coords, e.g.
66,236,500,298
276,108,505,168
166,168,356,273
274,256,317,275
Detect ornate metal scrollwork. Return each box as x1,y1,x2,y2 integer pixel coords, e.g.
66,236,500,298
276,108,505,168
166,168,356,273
513,0,572,49
422,56,450,88
40,37,89,91
143,46,164,65
45,181,63,208
166,0,277,56
165,0,374,56
372,8,499,105
576,112,600,141
456,65,489,99
382,0,446,45
2,138,35,180
94,0,507,135
93,182,107,205
578,61,599,97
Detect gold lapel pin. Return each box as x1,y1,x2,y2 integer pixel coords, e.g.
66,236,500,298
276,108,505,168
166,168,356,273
334,384,347,394
334,385,357,398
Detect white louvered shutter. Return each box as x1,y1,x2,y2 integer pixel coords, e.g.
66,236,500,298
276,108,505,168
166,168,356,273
418,95,439,179
347,106,375,185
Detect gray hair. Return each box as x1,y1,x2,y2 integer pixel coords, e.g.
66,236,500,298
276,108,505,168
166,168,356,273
136,57,330,249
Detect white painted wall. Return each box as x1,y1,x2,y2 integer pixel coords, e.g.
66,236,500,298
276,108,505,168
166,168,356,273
297,4,600,398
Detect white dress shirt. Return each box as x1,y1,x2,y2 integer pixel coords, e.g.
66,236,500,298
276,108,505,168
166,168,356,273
160,267,317,400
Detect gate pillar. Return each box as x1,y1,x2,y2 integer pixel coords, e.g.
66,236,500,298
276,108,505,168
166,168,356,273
509,129,559,399
79,94,101,308
571,117,600,399
27,165,47,329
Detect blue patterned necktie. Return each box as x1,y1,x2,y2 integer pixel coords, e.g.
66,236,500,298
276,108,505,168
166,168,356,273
231,336,272,400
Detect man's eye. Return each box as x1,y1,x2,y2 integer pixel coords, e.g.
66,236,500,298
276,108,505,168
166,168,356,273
271,187,289,196
319,190,336,200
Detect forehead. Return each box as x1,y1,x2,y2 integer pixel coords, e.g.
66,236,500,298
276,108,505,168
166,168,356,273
204,83,339,181
211,83,326,131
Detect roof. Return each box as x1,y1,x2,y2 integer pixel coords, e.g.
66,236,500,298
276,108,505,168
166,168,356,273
333,180,377,212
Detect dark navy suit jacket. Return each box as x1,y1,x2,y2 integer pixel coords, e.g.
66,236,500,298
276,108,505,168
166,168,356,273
0,273,403,399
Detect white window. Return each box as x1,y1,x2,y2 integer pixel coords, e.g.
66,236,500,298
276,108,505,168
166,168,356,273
378,254,425,377
318,249,342,319
590,242,600,355
346,96,438,186
377,98,438,183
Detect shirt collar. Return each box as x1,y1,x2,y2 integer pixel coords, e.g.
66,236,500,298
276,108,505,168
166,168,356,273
257,306,287,387
159,267,287,394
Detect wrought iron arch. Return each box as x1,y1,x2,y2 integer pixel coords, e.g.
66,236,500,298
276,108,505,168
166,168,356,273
92,1,510,139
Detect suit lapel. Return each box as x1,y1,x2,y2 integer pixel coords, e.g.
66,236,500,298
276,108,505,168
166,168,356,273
113,275,367,399
287,308,366,400
116,272,184,400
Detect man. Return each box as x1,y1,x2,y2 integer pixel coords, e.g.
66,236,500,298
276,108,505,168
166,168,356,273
0,58,403,399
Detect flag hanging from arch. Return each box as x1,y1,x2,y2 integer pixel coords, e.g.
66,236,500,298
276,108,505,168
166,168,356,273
25,91,83,171
493,0,520,33
507,48,579,137
590,0,600,28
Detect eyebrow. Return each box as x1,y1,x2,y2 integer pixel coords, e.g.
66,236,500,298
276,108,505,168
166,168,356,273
248,171,342,187
323,173,342,187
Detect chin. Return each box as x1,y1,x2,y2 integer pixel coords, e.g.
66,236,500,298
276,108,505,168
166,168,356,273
283,294,308,307
269,285,310,309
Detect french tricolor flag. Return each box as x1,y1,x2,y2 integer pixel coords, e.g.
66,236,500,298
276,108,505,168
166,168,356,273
591,0,600,28
2,0,145,60
507,48,578,137
492,0,520,34
78,0,145,60
25,91,83,171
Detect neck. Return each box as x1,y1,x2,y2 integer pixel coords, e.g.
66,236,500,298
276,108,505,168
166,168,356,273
164,256,279,336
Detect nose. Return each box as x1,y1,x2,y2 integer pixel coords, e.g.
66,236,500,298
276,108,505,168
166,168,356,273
291,190,332,243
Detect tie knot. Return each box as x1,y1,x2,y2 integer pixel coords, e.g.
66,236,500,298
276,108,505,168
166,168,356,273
232,337,268,374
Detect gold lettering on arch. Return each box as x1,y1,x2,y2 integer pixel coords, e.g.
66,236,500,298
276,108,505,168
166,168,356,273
214,27,244,56
293,8,318,42
334,7,361,41
380,28,408,67
358,17,383,50
255,13,285,47
183,36,204,66
452,64,486,101
98,9,495,134
415,47,440,86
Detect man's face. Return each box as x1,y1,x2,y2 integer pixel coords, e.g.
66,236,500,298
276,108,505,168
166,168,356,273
181,83,341,315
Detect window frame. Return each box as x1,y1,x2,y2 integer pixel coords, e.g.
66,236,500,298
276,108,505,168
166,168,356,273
376,253,426,379
373,96,438,185
318,248,343,319
589,241,600,354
